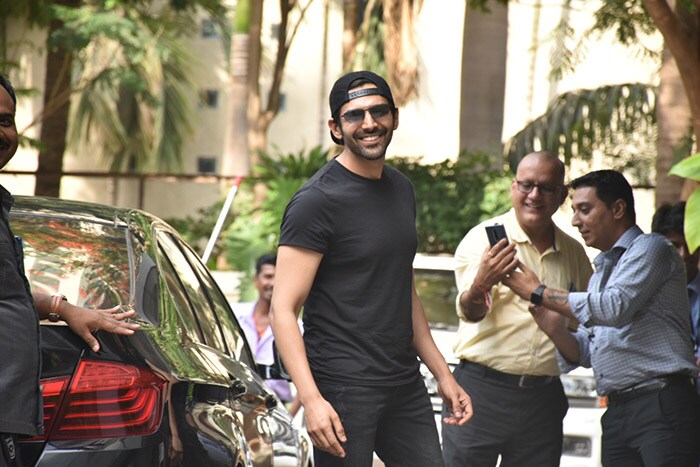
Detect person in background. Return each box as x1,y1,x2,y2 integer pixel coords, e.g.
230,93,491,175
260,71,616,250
505,169,700,466
233,253,300,414
0,73,140,467
271,70,471,466
652,201,700,395
443,151,592,467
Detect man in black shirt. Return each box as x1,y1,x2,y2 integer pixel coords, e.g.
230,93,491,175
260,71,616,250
0,74,140,467
271,71,471,466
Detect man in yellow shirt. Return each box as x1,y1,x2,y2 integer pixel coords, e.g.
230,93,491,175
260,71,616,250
442,151,592,467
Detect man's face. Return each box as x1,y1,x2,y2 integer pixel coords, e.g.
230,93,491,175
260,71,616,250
663,231,700,283
329,84,398,161
510,156,565,231
254,264,275,303
571,186,618,251
0,86,18,170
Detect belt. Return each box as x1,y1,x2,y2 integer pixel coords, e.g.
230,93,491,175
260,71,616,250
459,359,558,388
606,374,691,406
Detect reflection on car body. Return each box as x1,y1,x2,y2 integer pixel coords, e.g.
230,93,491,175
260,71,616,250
413,253,603,467
11,196,311,467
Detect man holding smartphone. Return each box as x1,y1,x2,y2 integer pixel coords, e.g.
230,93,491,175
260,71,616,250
443,151,592,467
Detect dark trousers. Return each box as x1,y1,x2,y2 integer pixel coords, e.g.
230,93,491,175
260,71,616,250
601,377,700,466
314,375,442,467
441,361,568,467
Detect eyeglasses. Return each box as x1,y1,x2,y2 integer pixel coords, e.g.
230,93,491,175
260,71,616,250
340,104,394,124
515,180,561,195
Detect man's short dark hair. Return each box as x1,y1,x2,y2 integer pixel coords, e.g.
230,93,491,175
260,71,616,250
651,201,685,236
255,253,277,276
571,170,636,224
0,74,17,109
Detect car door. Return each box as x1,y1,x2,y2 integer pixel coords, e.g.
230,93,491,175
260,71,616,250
156,229,275,466
175,241,308,467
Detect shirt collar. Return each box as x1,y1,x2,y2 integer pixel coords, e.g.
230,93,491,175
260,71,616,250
504,208,562,252
593,225,642,267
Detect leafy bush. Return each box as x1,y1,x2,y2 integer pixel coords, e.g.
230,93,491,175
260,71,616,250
167,147,512,297
388,153,512,254
222,146,331,299
670,153,700,252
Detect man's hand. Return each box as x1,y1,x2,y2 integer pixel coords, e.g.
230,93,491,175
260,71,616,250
474,239,518,290
502,261,541,301
61,304,140,352
303,395,347,458
528,304,566,336
438,377,473,426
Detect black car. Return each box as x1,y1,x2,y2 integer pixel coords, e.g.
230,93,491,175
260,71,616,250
11,196,311,467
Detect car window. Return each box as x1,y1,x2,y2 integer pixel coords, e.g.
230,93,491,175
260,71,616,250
178,242,255,367
156,231,226,351
156,243,206,343
11,214,131,308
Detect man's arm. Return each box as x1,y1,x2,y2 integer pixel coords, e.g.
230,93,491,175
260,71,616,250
528,305,581,363
411,277,472,426
33,293,140,352
503,262,577,320
458,240,518,322
269,245,346,458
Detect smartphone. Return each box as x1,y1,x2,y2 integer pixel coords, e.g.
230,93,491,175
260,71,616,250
485,224,508,247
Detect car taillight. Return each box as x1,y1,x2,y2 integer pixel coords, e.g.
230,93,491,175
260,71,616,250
42,360,165,440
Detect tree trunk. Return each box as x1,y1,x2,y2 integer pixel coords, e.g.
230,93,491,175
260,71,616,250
35,0,80,197
342,0,360,70
459,1,508,157
655,42,692,206
644,0,700,204
222,32,251,176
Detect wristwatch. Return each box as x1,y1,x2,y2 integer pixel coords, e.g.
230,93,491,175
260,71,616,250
530,285,547,306
48,293,67,322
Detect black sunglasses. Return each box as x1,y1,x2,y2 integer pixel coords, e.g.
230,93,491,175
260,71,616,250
341,104,394,124
515,180,561,195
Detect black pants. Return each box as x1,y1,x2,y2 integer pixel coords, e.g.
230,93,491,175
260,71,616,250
314,375,442,467
441,361,567,467
601,377,700,466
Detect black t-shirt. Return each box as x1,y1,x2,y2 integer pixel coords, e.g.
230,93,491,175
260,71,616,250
279,159,419,385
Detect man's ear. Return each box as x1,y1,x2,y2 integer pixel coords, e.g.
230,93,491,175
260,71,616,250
392,108,399,130
612,199,627,220
558,185,569,207
328,118,343,141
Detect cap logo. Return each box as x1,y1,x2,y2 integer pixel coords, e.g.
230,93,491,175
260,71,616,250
347,88,383,101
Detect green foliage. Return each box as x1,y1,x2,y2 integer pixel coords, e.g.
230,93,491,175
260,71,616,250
165,200,226,263
222,146,331,299
669,154,700,252
168,148,511,297
506,83,657,185
387,153,512,254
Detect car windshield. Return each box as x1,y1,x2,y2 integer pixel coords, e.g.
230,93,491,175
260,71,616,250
11,215,132,308
415,268,459,328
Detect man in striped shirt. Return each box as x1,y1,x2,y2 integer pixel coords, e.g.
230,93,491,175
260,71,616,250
505,169,699,466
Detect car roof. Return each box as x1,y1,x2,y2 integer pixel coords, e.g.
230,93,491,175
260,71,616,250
11,195,160,230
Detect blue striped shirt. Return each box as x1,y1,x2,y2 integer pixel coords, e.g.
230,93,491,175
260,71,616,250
563,226,697,394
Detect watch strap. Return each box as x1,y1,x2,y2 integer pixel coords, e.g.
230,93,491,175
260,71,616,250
530,284,546,305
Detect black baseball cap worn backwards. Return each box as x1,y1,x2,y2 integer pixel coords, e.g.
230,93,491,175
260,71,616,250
328,70,395,144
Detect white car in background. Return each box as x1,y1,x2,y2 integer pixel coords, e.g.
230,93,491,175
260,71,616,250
413,254,604,467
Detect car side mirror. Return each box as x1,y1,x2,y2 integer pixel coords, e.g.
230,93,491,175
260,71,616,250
257,342,291,381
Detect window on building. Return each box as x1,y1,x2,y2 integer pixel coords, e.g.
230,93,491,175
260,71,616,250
197,157,217,174
201,18,218,38
199,89,219,108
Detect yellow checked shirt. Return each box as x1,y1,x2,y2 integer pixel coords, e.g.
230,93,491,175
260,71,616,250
453,209,593,376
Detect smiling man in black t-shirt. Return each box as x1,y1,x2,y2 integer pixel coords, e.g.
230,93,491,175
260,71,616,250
270,71,472,467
